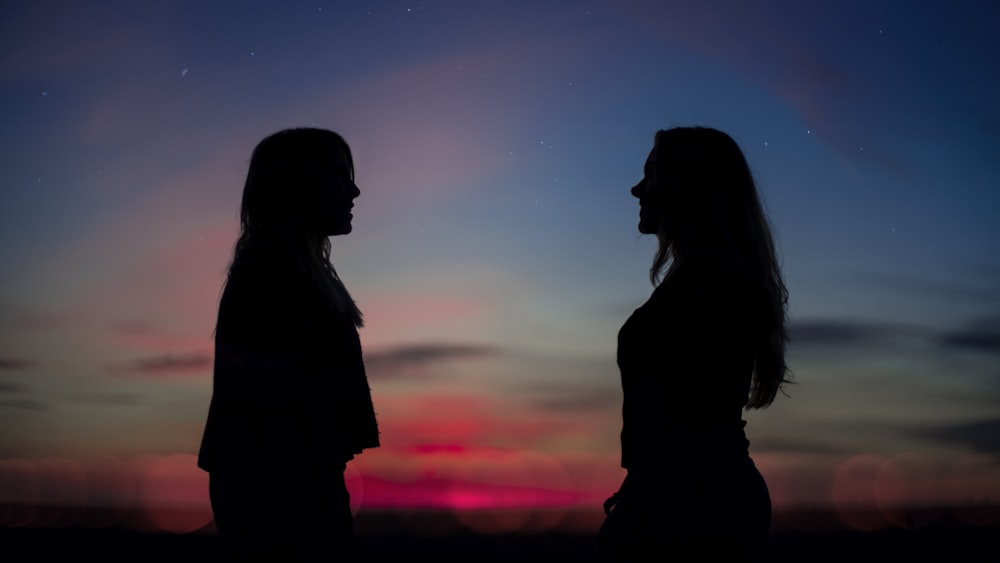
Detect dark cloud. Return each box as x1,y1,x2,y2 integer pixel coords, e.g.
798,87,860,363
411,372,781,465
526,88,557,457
0,358,32,371
112,352,212,376
0,399,47,411
790,315,1000,360
529,387,620,413
940,320,1000,355
67,391,143,406
915,418,1000,457
364,343,498,379
0,382,26,393
788,319,895,348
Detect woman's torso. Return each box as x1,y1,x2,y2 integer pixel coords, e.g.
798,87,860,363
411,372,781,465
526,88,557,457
198,243,378,474
617,257,763,471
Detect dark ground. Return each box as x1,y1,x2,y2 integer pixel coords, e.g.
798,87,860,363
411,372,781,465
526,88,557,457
3,510,998,562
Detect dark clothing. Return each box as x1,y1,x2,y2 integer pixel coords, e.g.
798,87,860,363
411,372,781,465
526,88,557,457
197,243,378,559
208,462,354,562
602,258,770,560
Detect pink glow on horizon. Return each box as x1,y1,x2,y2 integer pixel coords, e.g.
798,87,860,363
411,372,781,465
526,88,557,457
2,452,999,534
372,393,600,455
371,394,502,445
409,444,469,455
356,475,586,511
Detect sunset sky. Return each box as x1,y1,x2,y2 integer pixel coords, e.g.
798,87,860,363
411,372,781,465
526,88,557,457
1,1,999,533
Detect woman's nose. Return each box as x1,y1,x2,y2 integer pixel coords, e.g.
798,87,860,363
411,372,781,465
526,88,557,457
630,182,643,198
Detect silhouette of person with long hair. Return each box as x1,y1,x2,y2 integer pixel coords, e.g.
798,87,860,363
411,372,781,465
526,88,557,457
599,127,789,561
198,128,379,562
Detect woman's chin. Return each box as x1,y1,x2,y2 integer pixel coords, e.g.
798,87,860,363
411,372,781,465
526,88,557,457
323,223,352,237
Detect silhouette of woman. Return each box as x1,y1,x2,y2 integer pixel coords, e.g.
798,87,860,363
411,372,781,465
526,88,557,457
198,128,379,562
599,127,789,561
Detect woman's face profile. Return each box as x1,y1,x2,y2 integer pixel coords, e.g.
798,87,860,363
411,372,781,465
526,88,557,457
631,147,665,235
314,147,360,236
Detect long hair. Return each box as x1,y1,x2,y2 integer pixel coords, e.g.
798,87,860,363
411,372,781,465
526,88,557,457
230,127,363,327
648,127,789,408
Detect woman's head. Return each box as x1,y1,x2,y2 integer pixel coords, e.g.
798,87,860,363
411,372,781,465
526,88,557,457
632,127,770,280
231,128,364,327
240,128,359,241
